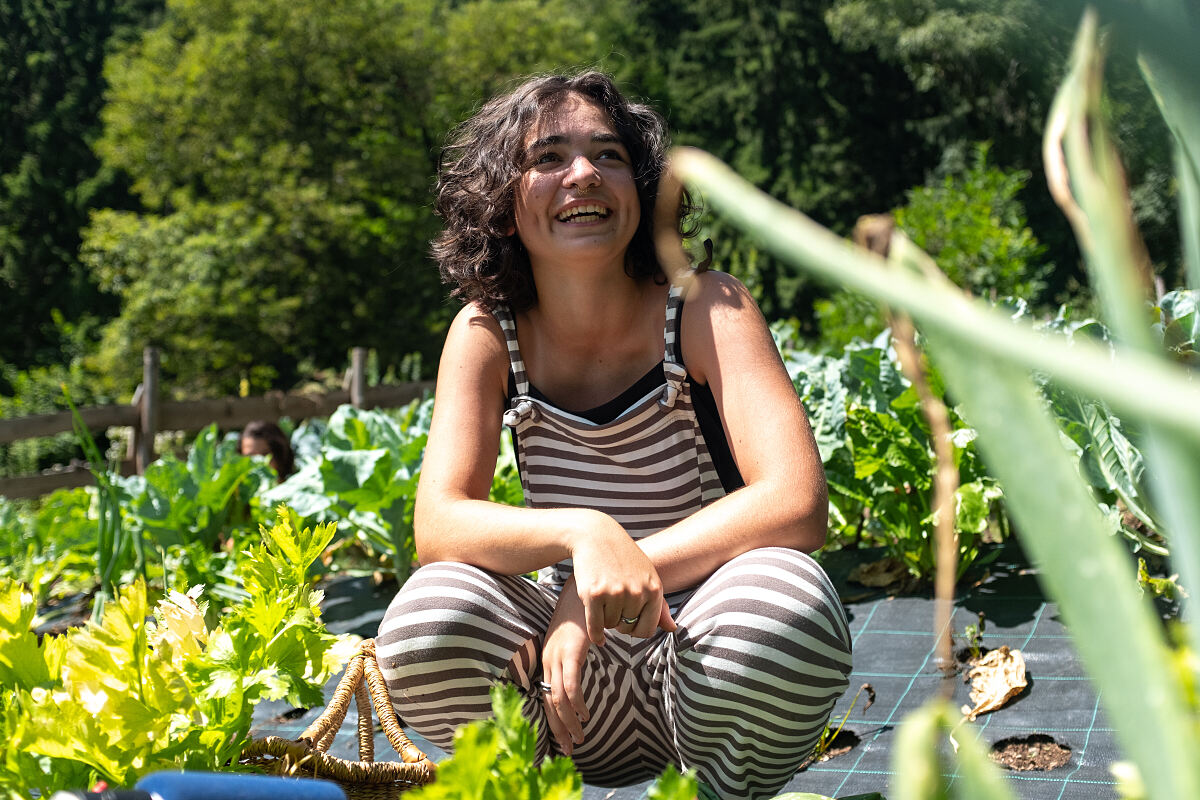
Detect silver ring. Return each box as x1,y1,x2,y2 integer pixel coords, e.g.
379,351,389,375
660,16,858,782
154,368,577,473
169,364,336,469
620,615,639,625
537,681,552,694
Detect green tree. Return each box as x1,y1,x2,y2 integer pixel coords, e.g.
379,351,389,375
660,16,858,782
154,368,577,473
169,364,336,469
824,0,1180,298
0,0,161,371
86,0,610,396
895,143,1049,301
615,0,939,326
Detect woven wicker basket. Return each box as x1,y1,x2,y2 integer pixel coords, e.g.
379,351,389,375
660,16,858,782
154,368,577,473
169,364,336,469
241,638,436,799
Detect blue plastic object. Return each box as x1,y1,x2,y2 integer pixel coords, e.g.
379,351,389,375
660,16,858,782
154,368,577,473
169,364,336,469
134,771,347,800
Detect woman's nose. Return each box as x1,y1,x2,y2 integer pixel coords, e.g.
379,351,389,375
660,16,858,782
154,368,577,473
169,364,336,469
564,154,601,190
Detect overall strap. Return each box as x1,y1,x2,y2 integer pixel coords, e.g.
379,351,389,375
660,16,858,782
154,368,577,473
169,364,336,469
492,306,530,396
493,306,536,428
661,284,687,408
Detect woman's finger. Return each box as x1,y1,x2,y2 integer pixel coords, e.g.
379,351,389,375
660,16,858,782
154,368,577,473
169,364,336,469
631,600,659,638
540,683,574,756
616,605,642,634
560,654,590,731
583,597,607,646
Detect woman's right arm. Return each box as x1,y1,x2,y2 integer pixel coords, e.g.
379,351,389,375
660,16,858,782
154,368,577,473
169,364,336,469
415,305,630,582
415,305,670,633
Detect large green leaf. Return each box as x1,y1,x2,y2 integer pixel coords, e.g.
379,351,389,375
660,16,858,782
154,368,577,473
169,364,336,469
668,57,1200,795
1047,8,1200,683
921,321,1200,800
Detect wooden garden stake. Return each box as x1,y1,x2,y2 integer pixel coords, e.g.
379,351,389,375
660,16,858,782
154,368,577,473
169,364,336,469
854,215,961,692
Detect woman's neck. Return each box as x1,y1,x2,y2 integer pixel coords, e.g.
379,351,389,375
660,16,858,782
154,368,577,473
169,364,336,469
527,260,648,343
517,265,668,410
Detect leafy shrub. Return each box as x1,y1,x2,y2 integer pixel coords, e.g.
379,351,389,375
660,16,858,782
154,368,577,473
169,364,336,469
0,507,356,799
111,424,277,602
894,142,1050,303
814,143,1051,352
0,490,101,612
775,322,1005,581
1026,300,1188,561
265,397,523,584
1156,289,1198,366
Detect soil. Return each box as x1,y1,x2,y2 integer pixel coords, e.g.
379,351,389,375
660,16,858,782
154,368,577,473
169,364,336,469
989,734,1071,771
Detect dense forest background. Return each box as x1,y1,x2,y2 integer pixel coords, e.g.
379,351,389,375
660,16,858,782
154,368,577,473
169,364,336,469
0,0,1183,474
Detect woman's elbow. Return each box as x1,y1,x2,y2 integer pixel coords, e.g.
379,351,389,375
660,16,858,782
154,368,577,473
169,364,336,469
783,477,829,553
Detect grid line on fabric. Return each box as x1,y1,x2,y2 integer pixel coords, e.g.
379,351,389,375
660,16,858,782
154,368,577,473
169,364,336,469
798,588,1119,800
829,604,953,798
1053,691,1106,800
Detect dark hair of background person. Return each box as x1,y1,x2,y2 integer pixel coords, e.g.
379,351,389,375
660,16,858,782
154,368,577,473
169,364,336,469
432,70,702,313
238,420,295,480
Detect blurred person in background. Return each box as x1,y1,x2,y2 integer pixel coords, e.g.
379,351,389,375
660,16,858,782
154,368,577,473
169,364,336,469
238,420,294,481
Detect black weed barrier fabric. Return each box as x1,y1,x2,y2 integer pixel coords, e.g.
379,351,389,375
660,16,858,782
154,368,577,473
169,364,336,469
251,547,1126,800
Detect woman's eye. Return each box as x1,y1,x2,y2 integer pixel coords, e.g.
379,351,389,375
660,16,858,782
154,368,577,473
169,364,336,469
597,149,625,161
533,152,560,165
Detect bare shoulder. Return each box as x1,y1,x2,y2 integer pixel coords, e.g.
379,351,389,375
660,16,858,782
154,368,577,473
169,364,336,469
679,271,772,385
440,302,510,398
682,269,757,315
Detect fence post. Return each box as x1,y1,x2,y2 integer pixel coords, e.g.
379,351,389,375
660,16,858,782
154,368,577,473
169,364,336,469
127,383,143,466
350,347,367,409
137,347,160,473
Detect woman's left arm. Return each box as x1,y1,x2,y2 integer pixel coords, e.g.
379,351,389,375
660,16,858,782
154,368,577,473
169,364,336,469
637,270,828,593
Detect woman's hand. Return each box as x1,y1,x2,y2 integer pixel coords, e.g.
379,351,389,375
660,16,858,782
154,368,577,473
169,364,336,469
568,510,677,643
540,578,592,755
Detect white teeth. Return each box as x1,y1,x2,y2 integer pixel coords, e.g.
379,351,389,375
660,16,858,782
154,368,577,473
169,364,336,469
557,204,610,222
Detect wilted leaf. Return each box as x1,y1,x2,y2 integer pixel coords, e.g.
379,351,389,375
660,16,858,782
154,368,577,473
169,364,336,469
961,646,1027,720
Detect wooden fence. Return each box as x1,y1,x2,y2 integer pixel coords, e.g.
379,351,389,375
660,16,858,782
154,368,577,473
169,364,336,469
0,347,434,500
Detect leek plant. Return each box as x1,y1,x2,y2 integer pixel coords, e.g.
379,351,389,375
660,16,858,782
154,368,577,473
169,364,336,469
660,3,1200,797
63,386,143,621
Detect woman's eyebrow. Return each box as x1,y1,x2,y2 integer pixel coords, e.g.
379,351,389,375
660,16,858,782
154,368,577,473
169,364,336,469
526,131,625,154
527,134,567,152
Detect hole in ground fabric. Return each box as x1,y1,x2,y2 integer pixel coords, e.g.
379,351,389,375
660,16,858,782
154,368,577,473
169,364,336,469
818,729,861,761
955,644,991,666
797,729,862,771
990,733,1071,771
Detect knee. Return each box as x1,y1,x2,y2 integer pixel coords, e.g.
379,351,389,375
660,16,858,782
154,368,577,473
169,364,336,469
375,562,515,665
682,547,852,667
379,561,508,632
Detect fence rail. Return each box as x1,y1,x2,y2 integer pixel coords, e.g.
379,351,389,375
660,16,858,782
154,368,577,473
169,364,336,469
0,346,434,500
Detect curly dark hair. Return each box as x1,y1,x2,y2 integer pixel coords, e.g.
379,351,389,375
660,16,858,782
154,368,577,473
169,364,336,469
432,71,697,312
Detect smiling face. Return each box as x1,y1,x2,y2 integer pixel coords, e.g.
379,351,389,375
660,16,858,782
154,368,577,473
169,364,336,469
512,92,641,274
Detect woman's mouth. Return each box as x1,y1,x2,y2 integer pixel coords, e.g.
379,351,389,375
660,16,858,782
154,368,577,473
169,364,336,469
556,204,611,223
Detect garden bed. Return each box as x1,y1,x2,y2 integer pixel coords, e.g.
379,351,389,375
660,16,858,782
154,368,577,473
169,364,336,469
249,544,1128,800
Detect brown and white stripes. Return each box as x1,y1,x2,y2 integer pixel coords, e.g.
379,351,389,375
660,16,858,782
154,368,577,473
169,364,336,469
377,284,853,798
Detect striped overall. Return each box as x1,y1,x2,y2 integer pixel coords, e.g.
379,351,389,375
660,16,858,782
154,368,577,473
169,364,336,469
377,285,853,798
